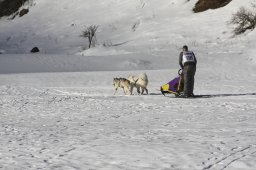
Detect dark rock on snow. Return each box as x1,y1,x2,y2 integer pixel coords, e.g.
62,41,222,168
30,47,40,53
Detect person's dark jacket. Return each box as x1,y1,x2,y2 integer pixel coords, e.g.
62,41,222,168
179,51,197,69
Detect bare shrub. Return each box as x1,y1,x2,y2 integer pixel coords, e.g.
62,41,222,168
81,25,98,49
230,5,256,35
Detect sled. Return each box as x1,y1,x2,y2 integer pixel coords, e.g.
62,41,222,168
160,69,184,96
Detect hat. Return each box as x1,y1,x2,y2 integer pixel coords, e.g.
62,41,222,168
182,45,188,50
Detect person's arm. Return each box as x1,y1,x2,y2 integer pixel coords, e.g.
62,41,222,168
193,52,197,65
179,52,183,69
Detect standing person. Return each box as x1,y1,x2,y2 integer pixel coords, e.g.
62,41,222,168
179,45,197,97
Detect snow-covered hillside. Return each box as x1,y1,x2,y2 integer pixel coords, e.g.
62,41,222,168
0,0,253,54
0,0,256,169
0,0,255,72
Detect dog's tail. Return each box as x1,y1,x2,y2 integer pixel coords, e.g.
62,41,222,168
139,73,148,86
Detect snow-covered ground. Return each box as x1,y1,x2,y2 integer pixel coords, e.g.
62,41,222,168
0,0,256,169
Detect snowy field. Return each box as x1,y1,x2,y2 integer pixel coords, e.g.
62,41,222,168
1,0,256,169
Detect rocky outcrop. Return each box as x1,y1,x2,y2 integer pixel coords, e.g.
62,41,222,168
19,8,29,17
193,0,232,13
0,0,29,17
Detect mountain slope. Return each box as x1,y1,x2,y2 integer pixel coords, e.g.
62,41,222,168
0,0,252,55
0,0,255,73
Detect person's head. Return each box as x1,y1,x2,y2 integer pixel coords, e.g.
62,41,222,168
182,45,188,51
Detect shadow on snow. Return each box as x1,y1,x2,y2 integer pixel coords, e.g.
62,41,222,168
193,93,256,98
149,93,256,98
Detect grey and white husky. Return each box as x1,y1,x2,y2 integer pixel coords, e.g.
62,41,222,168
113,78,132,95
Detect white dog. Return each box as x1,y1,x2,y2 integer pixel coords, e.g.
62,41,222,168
113,78,131,95
128,73,148,95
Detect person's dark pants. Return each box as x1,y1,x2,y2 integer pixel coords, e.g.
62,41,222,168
183,64,196,96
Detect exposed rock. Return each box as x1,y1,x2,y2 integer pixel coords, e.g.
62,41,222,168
0,0,29,17
193,0,232,13
19,8,29,17
30,47,40,53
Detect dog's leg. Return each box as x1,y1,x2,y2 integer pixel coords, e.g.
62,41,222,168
123,87,126,95
141,87,145,94
114,88,118,95
125,87,131,95
145,88,148,94
130,85,134,95
128,86,132,95
136,86,140,94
